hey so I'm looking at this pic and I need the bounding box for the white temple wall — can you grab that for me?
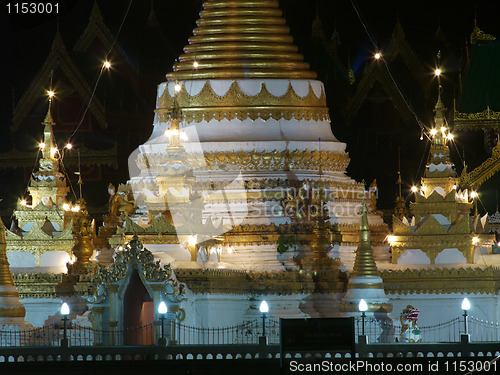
[435,249,467,264]
[7,251,36,268]
[397,249,431,264]
[21,297,64,327]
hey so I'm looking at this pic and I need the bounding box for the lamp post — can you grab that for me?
[158,301,167,346]
[358,299,368,345]
[259,300,269,346]
[461,298,471,343]
[61,302,70,348]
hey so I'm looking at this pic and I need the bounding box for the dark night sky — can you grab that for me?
[2,0,500,216]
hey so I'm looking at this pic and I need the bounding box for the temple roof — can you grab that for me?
[344,21,428,124]
[73,1,139,90]
[459,40,500,113]
[12,30,106,131]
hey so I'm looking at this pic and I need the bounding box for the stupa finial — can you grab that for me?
[351,185,380,278]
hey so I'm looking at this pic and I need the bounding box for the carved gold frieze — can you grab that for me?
[92,235,172,286]
[381,267,500,295]
[13,273,64,298]
[174,268,319,295]
[459,144,500,189]
[155,81,328,123]
[203,149,349,172]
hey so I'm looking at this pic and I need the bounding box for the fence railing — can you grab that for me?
[1,315,499,347]
[173,318,280,345]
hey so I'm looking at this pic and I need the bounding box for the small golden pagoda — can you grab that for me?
[340,195,391,315]
[6,99,75,270]
[389,90,494,264]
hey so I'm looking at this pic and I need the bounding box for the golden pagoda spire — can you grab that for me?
[0,216,27,322]
[351,190,380,278]
[167,0,316,80]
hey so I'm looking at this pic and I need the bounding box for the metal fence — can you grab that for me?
[173,318,280,345]
[355,315,500,344]
[1,315,499,347]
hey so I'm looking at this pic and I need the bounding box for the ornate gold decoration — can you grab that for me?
[156,81,328,123]
[203,149,349,172]
[167,0,316,81]
[382,267,500,295]
[459,143,500,189]
[470,20,496,45]
[174,268,319,295]
[12,273,63,299]
[108,183,136,218]
[92,235,172,286]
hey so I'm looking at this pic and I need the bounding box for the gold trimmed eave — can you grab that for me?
[174,268,318,295]
[454,108,500,131]
[137,149,349,173]
[13,273,64,299]
[382,266,500,295]
[156,81,328,123]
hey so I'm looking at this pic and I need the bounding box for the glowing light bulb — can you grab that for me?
[193,61,199,68]
[48,90,55,98]
[411,186,418,193]
[441,127,446,133]
[260,300,269,313]
[50,147,58,156]
[63,203,70,211]
[472,237,479,245]
[447,133,454,140]
[470,191,478,199]
[227,246,234,254]
[104,61,111,69]
[430,129,437,136]
[20,199,27,206]
[158,301,167,314]
[65,143,72,150]
[387,235,397,243]
[39,142,46,149]
[174,83,181,93]
[71,205,80,212]
[421,186,427,192]
[435,68,441,76]
[452,185,457,190]
[61,302,70,315]
[188,235,197,246]
[374,52,381,60]
[359,299,368,312]
[462,298,471,311]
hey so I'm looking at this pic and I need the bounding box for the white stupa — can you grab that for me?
[128,0,387,272]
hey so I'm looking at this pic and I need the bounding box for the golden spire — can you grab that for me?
[167,0,316,80]
[351,192,380,278]
[41,95,57,161]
